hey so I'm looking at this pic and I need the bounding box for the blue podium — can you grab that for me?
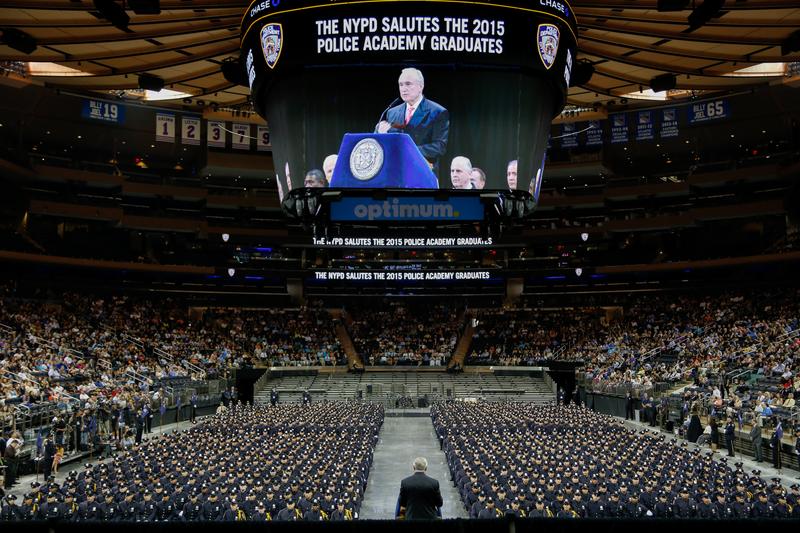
[329,133,439,188]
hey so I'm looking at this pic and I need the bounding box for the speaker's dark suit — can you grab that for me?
[378,97,449,174]
[398,471,443,520]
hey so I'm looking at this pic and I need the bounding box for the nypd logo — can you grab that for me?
[537,24,560,70]
[261,23,283,70]
[349,138,384,181]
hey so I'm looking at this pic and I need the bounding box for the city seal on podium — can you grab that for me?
[349,138,384,181]
[261,23,283,69]
[537,23,560,70]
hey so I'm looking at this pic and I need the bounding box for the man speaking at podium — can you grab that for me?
[375,68,449,176]
[397,457,443,520]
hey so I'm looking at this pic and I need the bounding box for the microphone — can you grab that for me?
[377,97,403,129]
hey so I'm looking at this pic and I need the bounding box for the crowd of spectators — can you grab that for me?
[469,309,601,366]
[348,304,462,366]
[1,402,383,521]
[433,401,798,519]
[0,289,346,474]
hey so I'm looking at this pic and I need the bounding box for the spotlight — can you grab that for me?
[650,73,677,93]
[138,73,164,92]
[781,30,800,56]
[688,0,726,31]
[221,58,248,87]
[570,61,595,87]
[93,0,130,30]
[128,0,161,15]
[0,28,37,54]
[657,0,689,11]
[227,268,235,277]
[221,233,230,242]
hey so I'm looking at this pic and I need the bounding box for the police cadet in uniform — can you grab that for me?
[181,490,204,521]
[751,492,774,518]
[140,491,158,521]
[556,500,579,518]
[329,499,349,521]
[2,494,19,520]
[118,491,139,521]
[203,492,224,521]
[478,497,503,519]
[275,498,303,521]
[251,501,270,521]
[155,491,176,521]
[303,499,328,521]
[696,492,717,519]
[223,500,248,521]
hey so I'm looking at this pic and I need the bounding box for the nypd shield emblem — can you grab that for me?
[349,138,384,181]
[261,23,283,70]
[537,24,560,70]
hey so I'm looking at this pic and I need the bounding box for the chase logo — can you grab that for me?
[249,0,280,19]
[537,24,560,70]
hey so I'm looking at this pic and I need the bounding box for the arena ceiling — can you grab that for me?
[0,0,798,110]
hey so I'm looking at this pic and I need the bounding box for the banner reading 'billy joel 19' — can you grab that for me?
[240,0,577,203]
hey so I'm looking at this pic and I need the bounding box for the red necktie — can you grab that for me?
[405,105,415,125]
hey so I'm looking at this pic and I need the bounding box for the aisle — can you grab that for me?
[360,416,468,519]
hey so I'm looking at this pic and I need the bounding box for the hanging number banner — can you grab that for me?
[156,113,175,143]
[232,123,251,150]
[181,117,201,145]
[207,121,226,148]
[257,126,271,151]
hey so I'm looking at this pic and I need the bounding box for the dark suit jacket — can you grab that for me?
[378,97,449,173]
[398,471,443,520]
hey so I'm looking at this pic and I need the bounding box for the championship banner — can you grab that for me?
[688,99,729,124]
[610,113,628,144]
[181,117,201,145]
[635,111,653,141]
[561,122,579,148]
[660,108,679,138]
[257,126,271,151]
[232,123,251,150]
[155,113,175,143]
[585,120,603,146]
[207,121,226,148]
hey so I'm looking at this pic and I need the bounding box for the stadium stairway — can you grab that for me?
[359,415,468,519]
[447,315,474,369]
[329,308,363,368]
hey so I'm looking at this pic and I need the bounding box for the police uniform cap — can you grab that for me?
[5,495,17,502]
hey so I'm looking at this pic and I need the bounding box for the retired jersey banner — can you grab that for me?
[635,111,654,141]
[561,122,579,148]
[82,99,125,124]
[586,121,603,146]
[660,108,679,138]
[688,99,729,123]
[610,113,628,144]
[155,113,175,143]
[232,123,251,150]
[181,117,201,145]
[257,126,271,151]
[207,121,226,148]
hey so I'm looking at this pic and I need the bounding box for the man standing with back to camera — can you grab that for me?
[375,68,449,175]
[397,457,443,519]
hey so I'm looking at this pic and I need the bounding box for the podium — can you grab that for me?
[329,133,439,188]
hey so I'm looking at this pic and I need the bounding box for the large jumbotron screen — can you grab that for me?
[241,0,577,203]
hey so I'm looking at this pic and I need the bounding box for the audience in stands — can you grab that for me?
[348,304,461,366]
